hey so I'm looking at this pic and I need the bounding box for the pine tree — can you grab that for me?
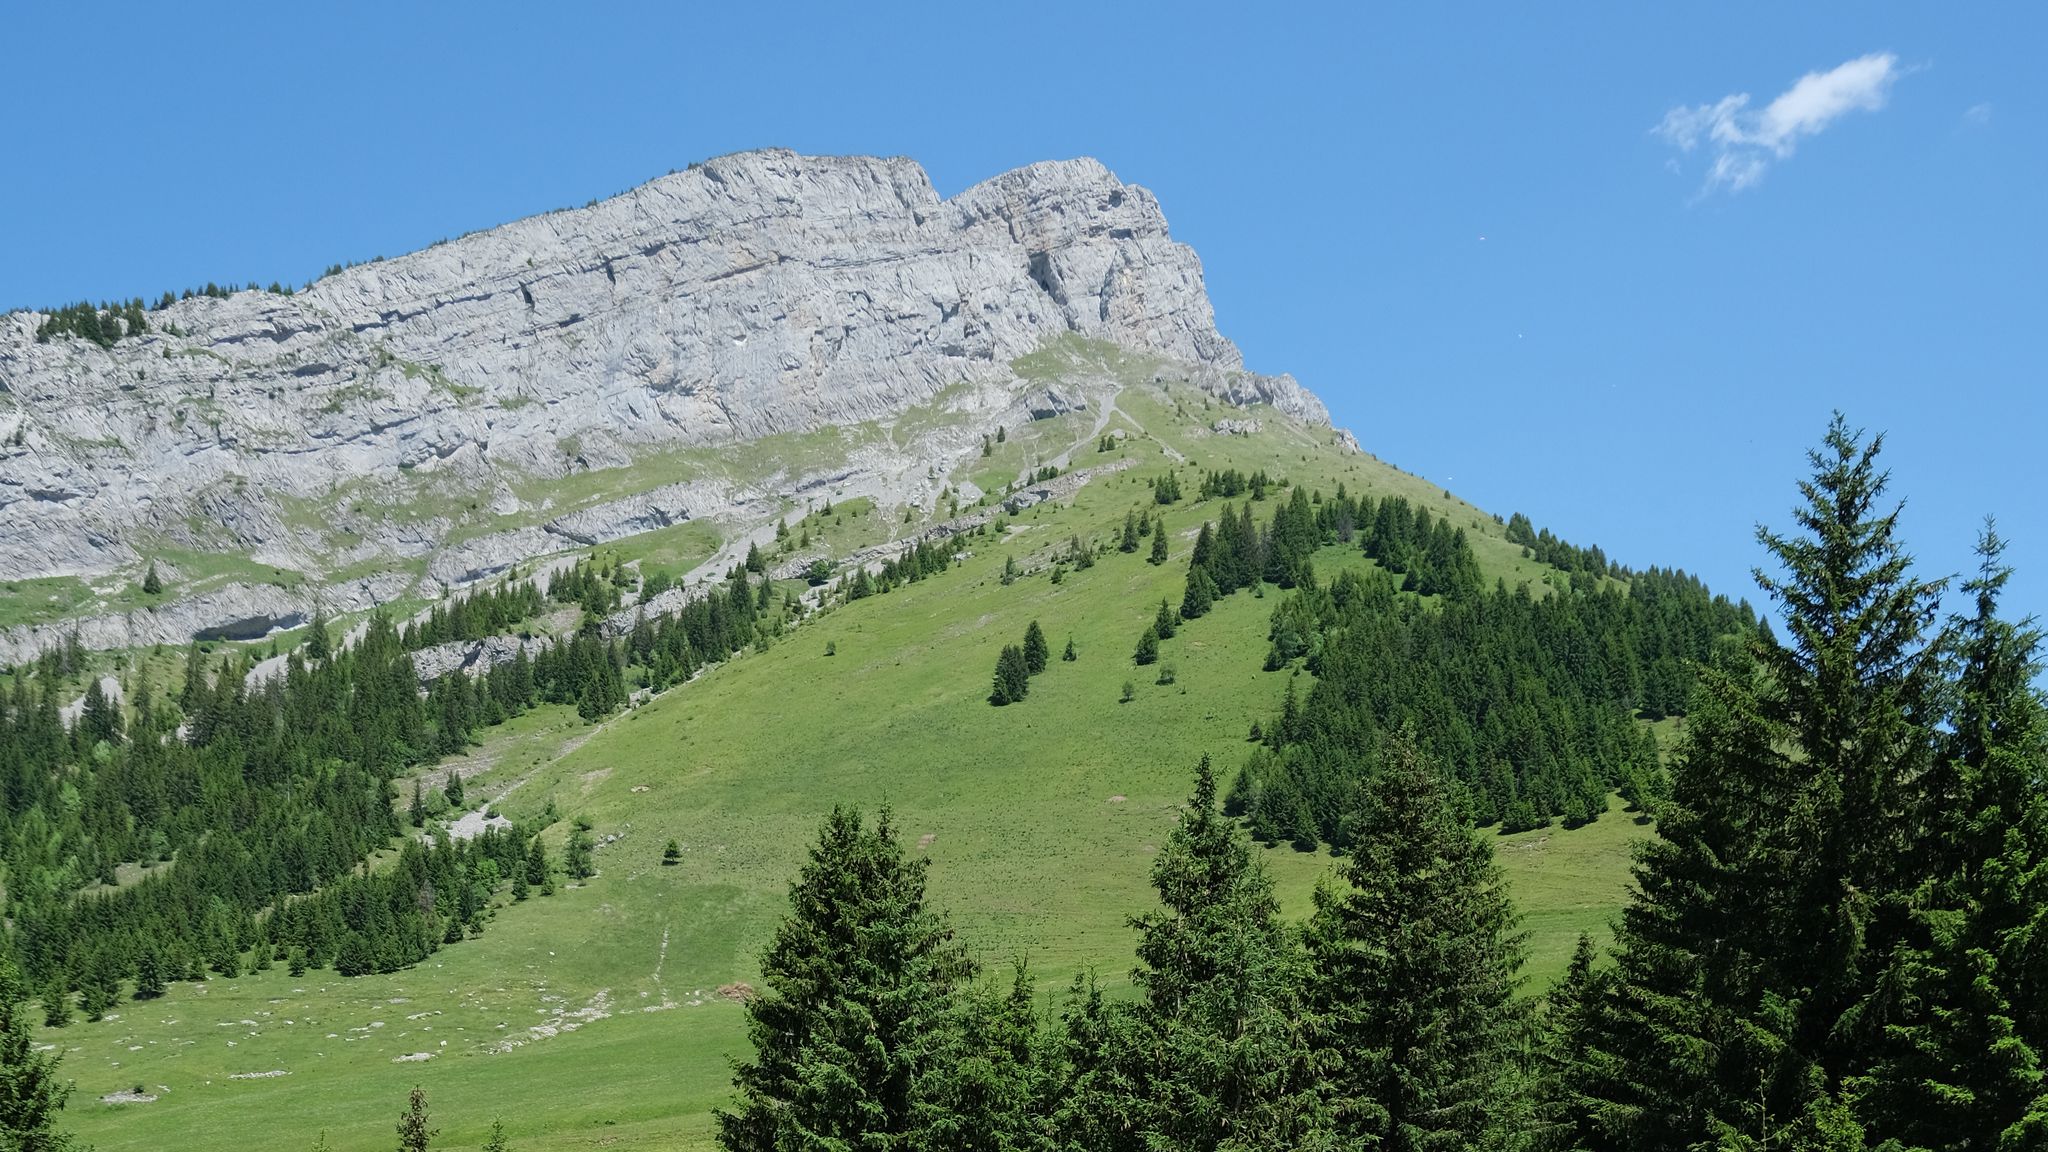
[1154,599,1178,640]
[525,837,550,889]
[443,769,464,809]
[409,778,427,827]
[1305,737,1528,1151]
[1583,415,1947,1151]
[482,1118,512,1152]
[397,1085,435,1152]
[991,644,1031,706]
[1,958,76,1150]
[1150,526,1170,566]
[1134,626,1160,667]
[1063,637,1077,662]
[1023,621,1050,675]
[1181,567,1218,620]
[663,839,682,866]
[141,560,162,595]
[134,944,166,1000]
[38,976,69,1029]
[1847,523,2048,1149]
[716,807,975,1152]
[1125,757,1330,1149]
[1122,511,1141,553]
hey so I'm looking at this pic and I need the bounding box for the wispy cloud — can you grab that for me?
[1963,102,1993,127]
[1656,53,1903,195]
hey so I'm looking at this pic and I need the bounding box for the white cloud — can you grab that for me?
[1963,102,1993,127]
[1656,52,1902,195]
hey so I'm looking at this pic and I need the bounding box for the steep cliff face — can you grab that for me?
[0,149,1337,658]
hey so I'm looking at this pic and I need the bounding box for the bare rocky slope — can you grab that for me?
[0,149,1341,663]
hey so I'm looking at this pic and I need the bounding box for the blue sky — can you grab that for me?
[4,2,2041,624]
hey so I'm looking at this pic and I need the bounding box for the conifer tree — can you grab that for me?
[397,1085,435,1152]
[409,778,427,827]
[716,807,975,1152]
[1,958,75,1150]
[1126,757,1330,1149]
[1063,637,1077,662]
[1150,525,1170,566]
[1154,599,1178,640]
[991,645,1031,706]
[141,560,162,595]
[1134,626,1160,667]
[1023,621,1050,676]
[1304,737,1527,1151]
[1122,511,1141,553]
[1848,523,2048,1149]
[1583,415,1947,1150]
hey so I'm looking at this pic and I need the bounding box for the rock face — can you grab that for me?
[0,149,1338,660]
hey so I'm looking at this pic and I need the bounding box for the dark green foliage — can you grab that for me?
[410,778,428,827]
[1150,525,1170,565]
[133,944,166,1000]
[1180,566,1218,620]
[663,839,681,866]
[991,645,1031,706]
[1506,512,1615,581]
[744,542,765,574]
[1153,471,1183,505]
[716,807,975,1152]
[1023,621,1050,676]
[1120,758,1331,1149]
[1121,511,1141,553]
[399,580,542,650]
[806,558,833,586]
[1845,523,2048,1150]
[1153,598,1178,640]
[1577,415,1991,1151]
[38,976,68,1029]
[565,826,595,880]
[1304,738,1529,1151]
[1062,637,1077,662]
[34,297,148,347]
[443,769,464,809]
[1134,626,1160,666]
[2,958,75,1149]
[481,1118,512,1152]
[397,1085,435,1152]
[141,561,162,595]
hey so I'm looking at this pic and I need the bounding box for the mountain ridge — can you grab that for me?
[0,150,1346,663]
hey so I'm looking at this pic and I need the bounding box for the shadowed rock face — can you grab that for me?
[0,149,1335,658]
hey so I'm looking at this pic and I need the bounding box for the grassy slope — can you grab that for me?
[49,368,1650,1152]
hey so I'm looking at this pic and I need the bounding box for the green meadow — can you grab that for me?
[44,371,1652,1151]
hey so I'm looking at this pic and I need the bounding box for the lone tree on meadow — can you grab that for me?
[1149,523,1170,565]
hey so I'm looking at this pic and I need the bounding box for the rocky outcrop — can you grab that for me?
[0,149,1340,657]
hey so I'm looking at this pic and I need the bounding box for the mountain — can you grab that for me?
[0,150,1338,664]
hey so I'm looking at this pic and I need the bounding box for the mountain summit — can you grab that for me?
[0,150,1337,660]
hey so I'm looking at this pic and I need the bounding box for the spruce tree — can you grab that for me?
[1023,620,1050,676]
[1062,637,1077,662]
[1,958,76,1150]
[1126,757,1330,1150]
[1154,599,1178,640]
[1304,737,1527,1151]
[716,806,975,1152]
[991,645,1031,706]
[397,1085,435,1152]
[1150,526,1170,566]
[1848,523,2048,1149]
[1134,626,1160,667]
[141,560,162,595]
[1122,511,1141,553]
[1583,415,1947,1151]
